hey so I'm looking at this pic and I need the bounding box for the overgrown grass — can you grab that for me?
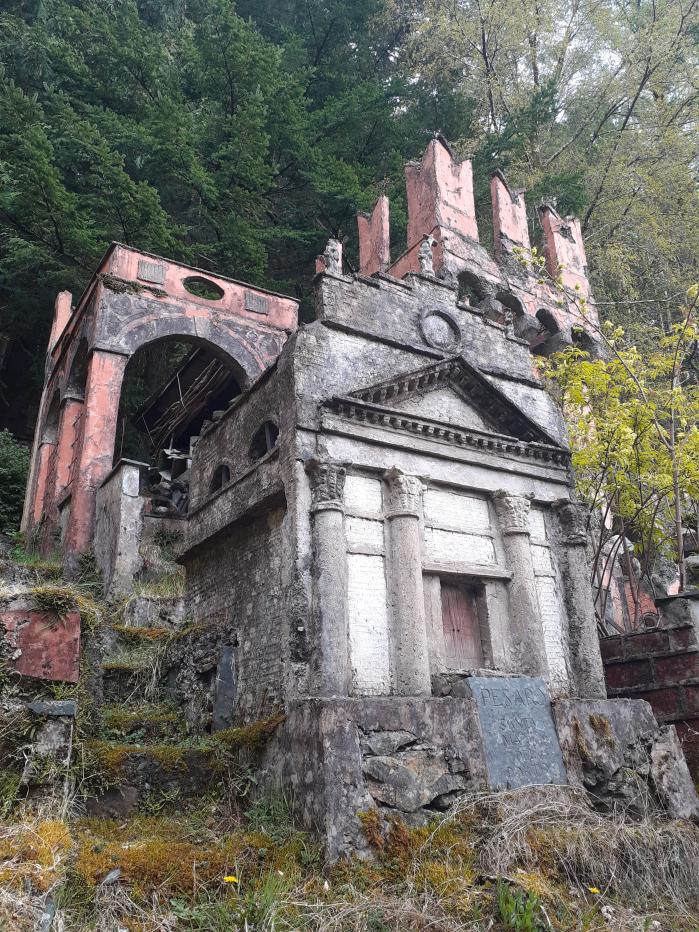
[30,584,102,632]
[1,788,697,930]
[132,568,186,599]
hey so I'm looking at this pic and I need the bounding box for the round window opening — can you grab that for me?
[420,309,462,352]
[183,276,225,301]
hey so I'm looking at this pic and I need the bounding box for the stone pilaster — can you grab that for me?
[555,500,606,698]
[493,491,549,678]
[384,467,431,696]
[306,459,350,696]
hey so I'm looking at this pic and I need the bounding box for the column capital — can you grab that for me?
[555,499,589,546]
[493,490,532,535]
[383,467,423,518]
[305,458,346,513]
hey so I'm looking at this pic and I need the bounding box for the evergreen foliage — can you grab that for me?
[0,0,697,432]
[0,429,29,533]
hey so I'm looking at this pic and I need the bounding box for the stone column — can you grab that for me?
[30,441,55,526]
[40,395,84,549]
[493,491,549,678]
[64,349,128,566]
[306,459,351,696]
[384,467,431,696]
[555,500,606,698]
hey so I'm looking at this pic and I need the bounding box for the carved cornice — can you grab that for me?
[305,458,346,512]
[493,491,532,534]
[384,466,423,518]
[326,397,569,467]
[555,499,589,546]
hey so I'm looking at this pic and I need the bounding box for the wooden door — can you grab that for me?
[441,583,483,670]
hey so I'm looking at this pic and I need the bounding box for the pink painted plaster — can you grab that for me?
[491,172,530,256]
[358,196,390,276]
[1,609,80,682]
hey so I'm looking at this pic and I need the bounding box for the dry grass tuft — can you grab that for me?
[449,788,699,913]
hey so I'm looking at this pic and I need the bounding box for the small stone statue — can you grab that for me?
[323,238,343,276]
[418,235,436,275]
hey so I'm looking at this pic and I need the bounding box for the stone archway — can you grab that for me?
[22,243,298,564]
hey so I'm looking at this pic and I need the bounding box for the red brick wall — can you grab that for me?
[601,624,699,778]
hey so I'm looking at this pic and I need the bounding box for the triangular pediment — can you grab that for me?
[337,357,563,448]
[390,384,495,433]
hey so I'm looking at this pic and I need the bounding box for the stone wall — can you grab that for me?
[182,504,288,724]
[93,460,147,597]
[601,620,699,777]
[188,366,282,513]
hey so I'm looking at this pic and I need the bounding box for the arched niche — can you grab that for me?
[66,338,89,400]
[114,335,243,468]
[42,391,61,444]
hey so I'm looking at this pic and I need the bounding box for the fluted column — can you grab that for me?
[306,459,350,696]
[384,467,431,696]
[493,491,549,678]
[555,500,606,698]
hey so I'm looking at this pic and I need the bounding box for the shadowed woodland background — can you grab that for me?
[0,0,697,437]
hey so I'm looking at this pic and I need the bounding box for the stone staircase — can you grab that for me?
[87,595,222,818]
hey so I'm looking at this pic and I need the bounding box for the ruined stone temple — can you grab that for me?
[14,138,699,853]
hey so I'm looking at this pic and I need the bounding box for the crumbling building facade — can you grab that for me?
[18,138,699,854]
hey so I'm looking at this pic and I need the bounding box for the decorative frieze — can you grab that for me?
[493,491,532,535]
[305,459,346,512]
[383,467,424,518]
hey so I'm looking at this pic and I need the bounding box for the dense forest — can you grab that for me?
[0,0,697,436]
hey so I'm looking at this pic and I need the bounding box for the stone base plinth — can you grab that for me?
[259,692,699,859]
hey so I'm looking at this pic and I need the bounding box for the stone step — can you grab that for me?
[101,660,155,704]
[101,703,186,743]
[84,741,219,818]
[102,623,172,656]
[121,595,186,629]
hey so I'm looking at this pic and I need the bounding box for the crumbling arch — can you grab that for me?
[115,334,243,466]
[66,337,89,399]
[536,308,560,335]
[108,315,265,389]
[42,391,61,444]
[495,291,525,318]
[457,270,489,306]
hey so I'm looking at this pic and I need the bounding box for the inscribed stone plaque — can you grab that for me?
[468,675,567,789]
[244,290,270,314]
[137,259,165,285]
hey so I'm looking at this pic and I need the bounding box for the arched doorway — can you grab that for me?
[114,337,243,517]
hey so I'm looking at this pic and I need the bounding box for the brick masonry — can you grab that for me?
[601,623,699,777]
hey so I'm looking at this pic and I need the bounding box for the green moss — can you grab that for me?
[588,713,615,747]
[110,624,171,641]
[30,584,102,632]
[102,705,183,742]
[101,660,146,672]
[86,740,194,774]
[210,712,285,753]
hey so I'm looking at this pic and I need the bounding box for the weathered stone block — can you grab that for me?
[0,608,80,682]
[553,698,699,819]
[654,652,699,686]
[600,636,623,662]
[604,659,653,690]
[635,687,684,717]
[624,630,669,657]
